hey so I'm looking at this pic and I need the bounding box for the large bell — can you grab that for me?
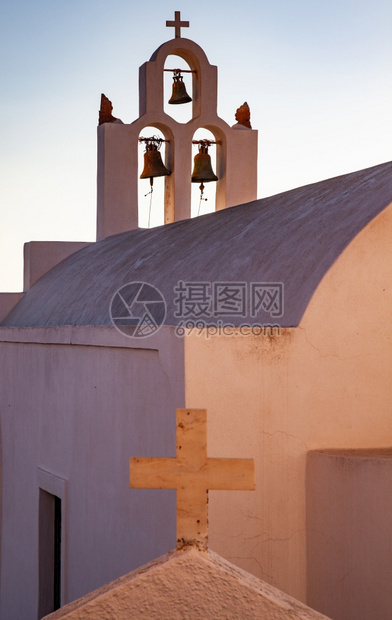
[191,144,218,184]
[140,143,171,181]
[168,73,192,105]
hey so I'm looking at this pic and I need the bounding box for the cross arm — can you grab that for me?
[130,457,179,489]
[204,458,255,490]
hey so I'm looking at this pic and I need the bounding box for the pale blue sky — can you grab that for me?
[1,1,391,290]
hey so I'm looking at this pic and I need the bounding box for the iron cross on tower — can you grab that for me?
[166,10,189,38]
[130,409,255,550]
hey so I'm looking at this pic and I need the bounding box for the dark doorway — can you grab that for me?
[38,490,61,618]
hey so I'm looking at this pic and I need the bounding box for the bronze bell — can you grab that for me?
[140,143,171,182]
[191,144,218,184]
[168,72,192,105]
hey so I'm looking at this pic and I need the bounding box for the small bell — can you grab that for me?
[191,143,218,184]
[139,137,171,228]
[140,142,171,185]
[191,141,218,209]
[168,70,192,105]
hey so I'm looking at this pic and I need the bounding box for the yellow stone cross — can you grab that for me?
[130,408,255,550]
[166,11,189,39]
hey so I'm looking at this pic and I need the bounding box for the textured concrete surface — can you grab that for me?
[3,161,392,327]
[43,548,331,619]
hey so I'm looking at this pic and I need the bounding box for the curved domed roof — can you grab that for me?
[3,161,392,328]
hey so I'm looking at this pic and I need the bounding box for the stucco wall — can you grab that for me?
[184,203,392,603]
[0,326,184,619]
[307,449,392,620]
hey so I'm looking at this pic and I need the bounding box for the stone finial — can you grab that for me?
[98,93,122,125]
[234,102,252,128]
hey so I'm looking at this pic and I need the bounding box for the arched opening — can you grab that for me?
[191,128,218,218]
[138,126,170,228]
[164,55,193,124]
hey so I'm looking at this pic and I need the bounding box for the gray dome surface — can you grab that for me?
[3,161,392,328]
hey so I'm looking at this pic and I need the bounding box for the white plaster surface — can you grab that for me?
[307,449,392,620]
[43,548,331,619]
[0,326,184,618]
[0,292,24,321]
[23,241,92,291]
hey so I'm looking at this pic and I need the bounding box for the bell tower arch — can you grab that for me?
[97,12,258,240]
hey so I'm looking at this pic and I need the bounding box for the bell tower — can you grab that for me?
[96,11,258,240]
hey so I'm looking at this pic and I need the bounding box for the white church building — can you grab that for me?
[1,12,392,620]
